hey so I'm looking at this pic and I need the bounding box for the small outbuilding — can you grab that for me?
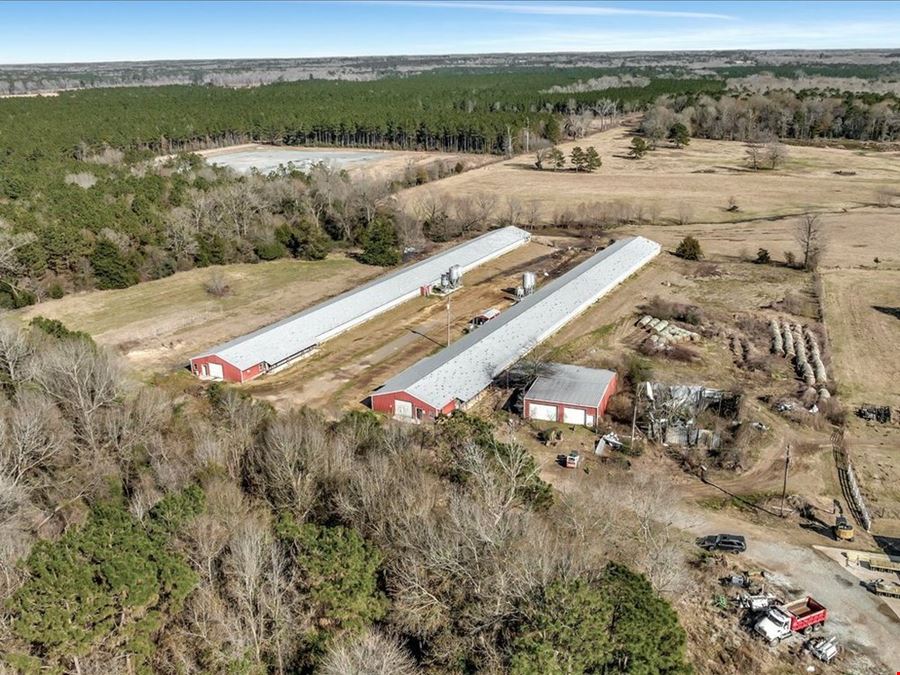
[523,363,617,429]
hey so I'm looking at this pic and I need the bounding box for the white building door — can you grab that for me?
[563,407,586,426]
[529,403,557,422]
[394,400,413,418]
[208,362,224,380]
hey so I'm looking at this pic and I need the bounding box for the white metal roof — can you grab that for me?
[524,363,616,408]
[193,226,531,370]
[375,236,660,410]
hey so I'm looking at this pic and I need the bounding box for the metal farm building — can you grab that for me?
[370,236,660,420]
[190,226,531,382]
[523,364,617,429]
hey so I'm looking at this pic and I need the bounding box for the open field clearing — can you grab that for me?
[396,125,900,225]
[625,207,900,269]
[16,256,385,371]
[193,143,496,177]
[821,269,900,407]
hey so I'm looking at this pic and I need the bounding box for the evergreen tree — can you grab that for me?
[276,517,387,656]
[90,238,139,289]
[629,136,650,159]
[359,218,401,267]
[8,490,202,670]
[669,122,691,148]
[570,146,586,172]
[547,147,566,170]
[510,564,689,674]
[675,235,703,260]
[584,146,602,172]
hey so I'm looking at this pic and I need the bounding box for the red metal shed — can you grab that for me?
[523,364,617,429]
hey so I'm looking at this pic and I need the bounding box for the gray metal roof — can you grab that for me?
[374,236,660,410]
[524,364,616,408]
[193,226,531,370]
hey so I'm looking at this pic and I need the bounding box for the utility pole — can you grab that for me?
[446,295,451,347]
[780,444,791,518]
[630,383,642,450]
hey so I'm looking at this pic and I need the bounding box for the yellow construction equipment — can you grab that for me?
[832,500,855,542]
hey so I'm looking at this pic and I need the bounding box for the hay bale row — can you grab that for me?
[770,319,784,355]
[782,321,795,356]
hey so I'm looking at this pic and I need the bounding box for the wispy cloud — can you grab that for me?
[370,1,735,20]
[410,20,900,54]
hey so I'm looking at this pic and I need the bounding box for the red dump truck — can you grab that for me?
[754,596,827,644]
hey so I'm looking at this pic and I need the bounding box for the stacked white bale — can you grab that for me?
[782,321,795,357]
[802,362,816,386]
[818,387,831,402]
[638,315,653,328]
[771,319,784,355]
[804,328,828,383]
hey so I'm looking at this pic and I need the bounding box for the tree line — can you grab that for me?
[642,90,900,143]
[0,320,690,672]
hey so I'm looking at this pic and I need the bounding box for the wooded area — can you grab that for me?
[0,68,897,307]
[0,321,689,673]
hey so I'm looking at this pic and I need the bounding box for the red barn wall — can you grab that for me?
[598,373,618,416]
[370,391,456,420]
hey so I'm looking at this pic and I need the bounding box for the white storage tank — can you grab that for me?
[449,264,462,287]
[523,271,536,295]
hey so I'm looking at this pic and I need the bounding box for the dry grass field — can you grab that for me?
[821,269,900,408]
[16,256,385,372]
[397,125,900,226]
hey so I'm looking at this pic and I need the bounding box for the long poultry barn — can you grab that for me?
[190,226,531,382]
[370,236,660,420]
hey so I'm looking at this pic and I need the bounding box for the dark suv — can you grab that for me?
[696,534,747,553]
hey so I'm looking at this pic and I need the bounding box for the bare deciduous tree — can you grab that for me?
[0,321,33,388]
[795,213,826,271]
[765,141,788,169]
[322,629,418,675]
[29,340,124,456]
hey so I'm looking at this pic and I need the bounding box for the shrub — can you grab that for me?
[675,236,702,261]
[755,248,771,264]
[48,282,65,299]
[784,250,797,267]
[204,270,231,297]
[254,239,288,261]
[625,355,654,388]
[30,316,93,342]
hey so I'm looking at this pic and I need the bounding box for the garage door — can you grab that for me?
[563,407,586,426]
[394,400,413,418]
[208,362,224,380]
[529,403,557,422]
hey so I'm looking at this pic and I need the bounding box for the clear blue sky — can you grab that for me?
[1,1,898,65]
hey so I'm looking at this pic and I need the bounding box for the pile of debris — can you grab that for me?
[769,319,831,406]
[637,315,700,348]
[856,404,893,424]
[641,383,740,450]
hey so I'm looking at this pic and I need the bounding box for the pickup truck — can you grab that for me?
[754,596,827,645]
